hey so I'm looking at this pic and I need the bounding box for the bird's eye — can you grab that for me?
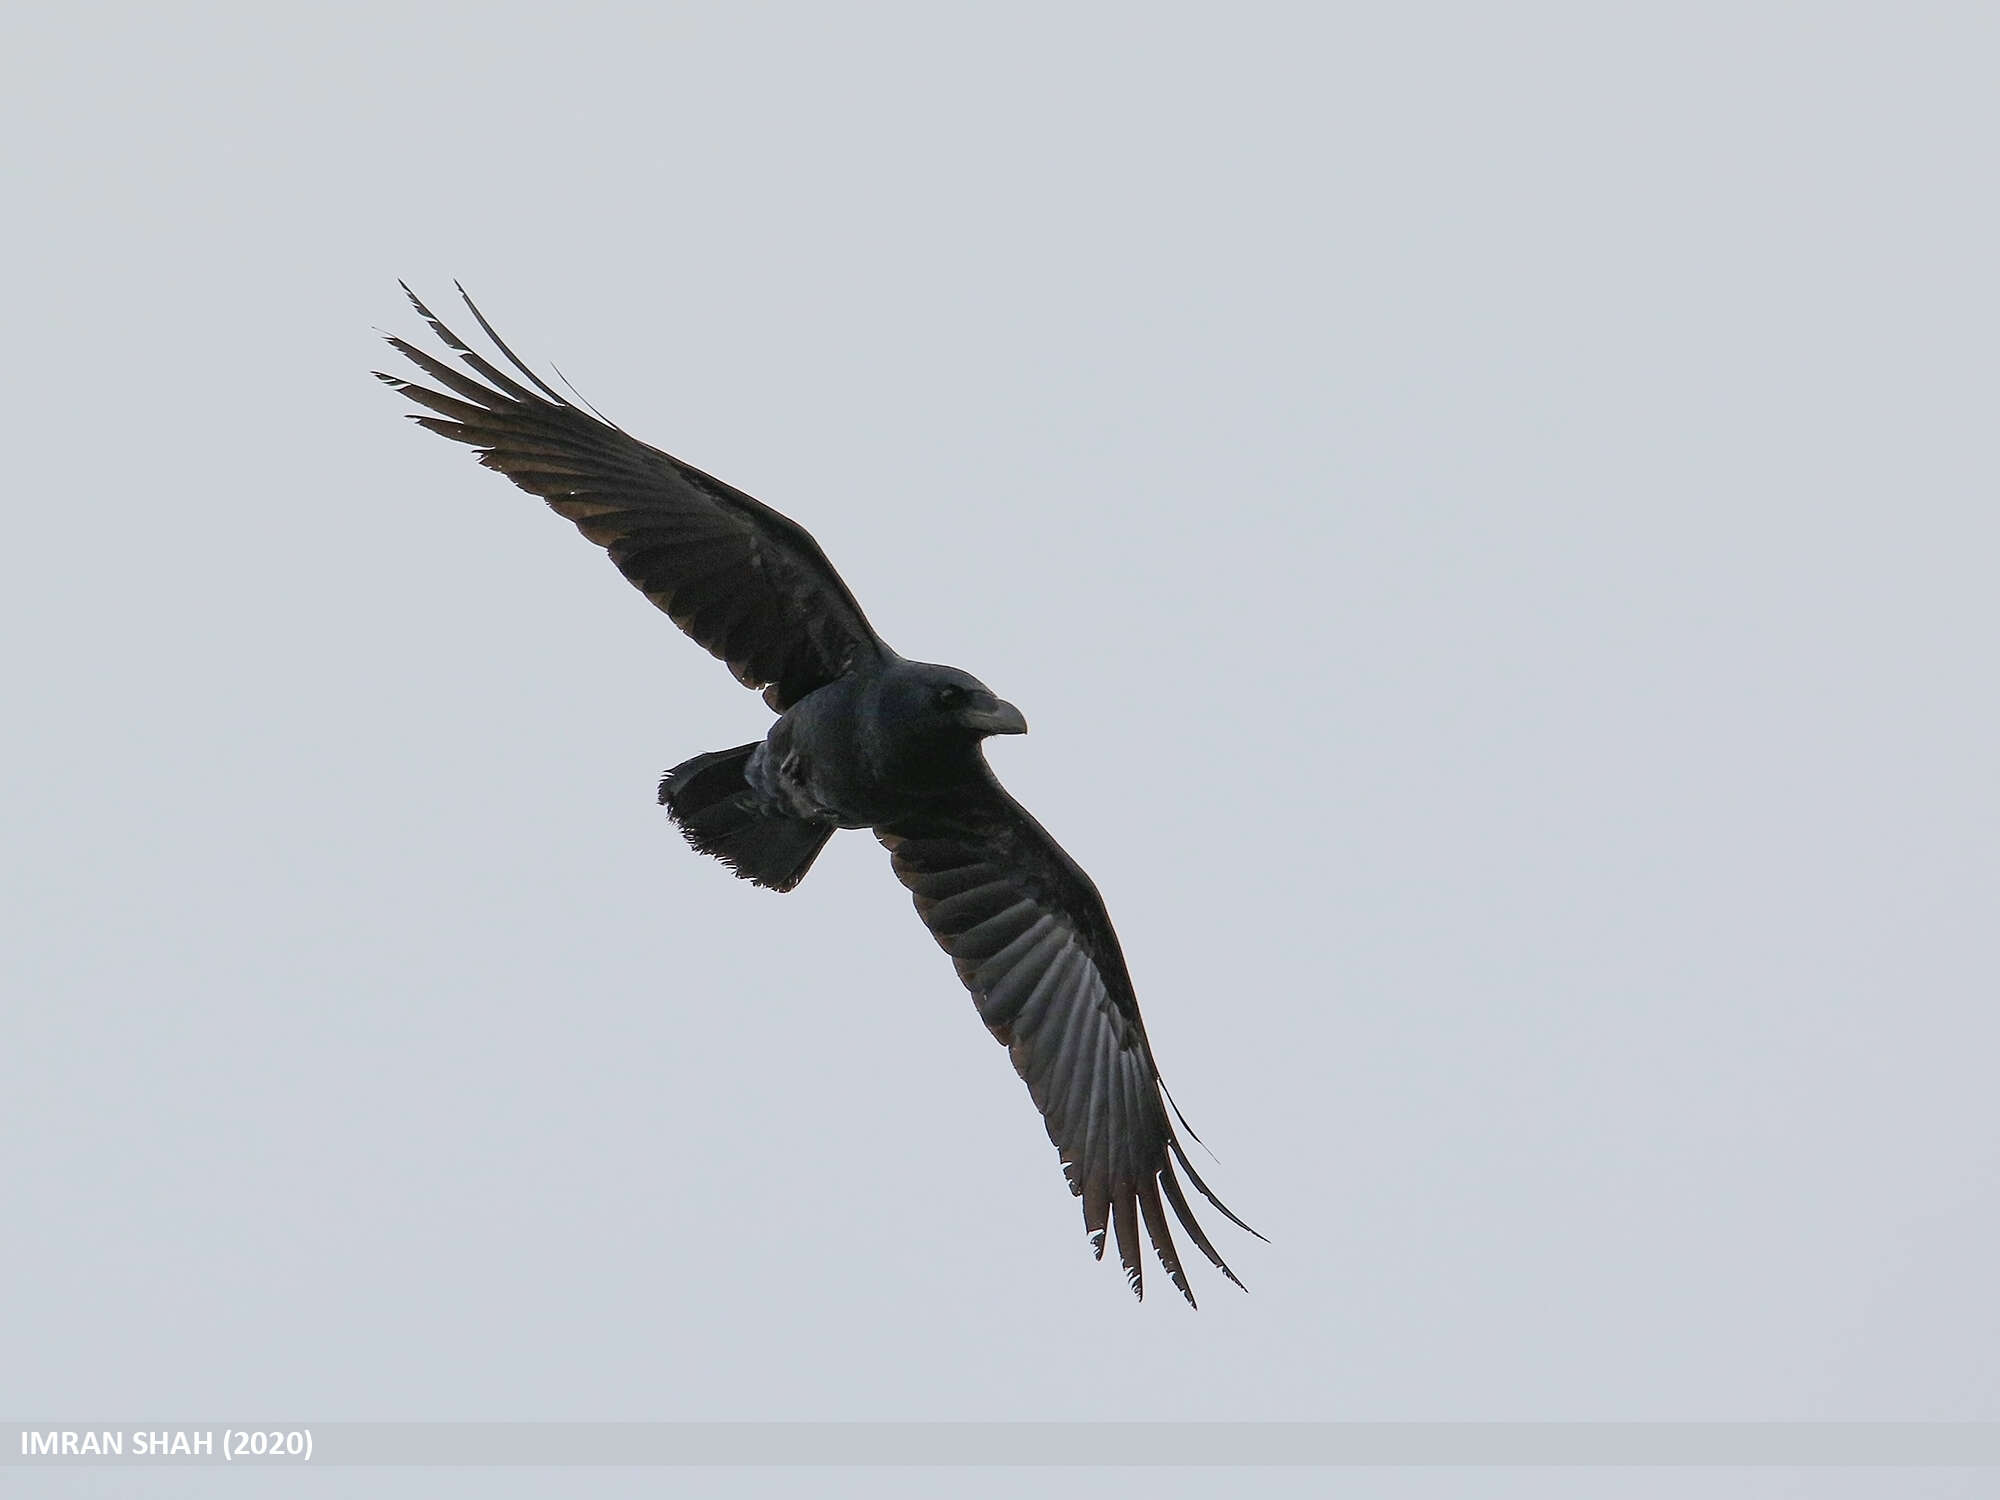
[935,686,966,709]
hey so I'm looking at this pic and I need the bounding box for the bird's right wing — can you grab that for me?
[877,772,1258,1306]
[377,286,888,710]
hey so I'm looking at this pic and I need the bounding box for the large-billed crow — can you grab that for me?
[378,286,1258,1304]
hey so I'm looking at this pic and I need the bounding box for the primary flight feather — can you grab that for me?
[377,285,1259,1304]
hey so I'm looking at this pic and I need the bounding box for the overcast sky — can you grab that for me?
[4,5,1996,1497]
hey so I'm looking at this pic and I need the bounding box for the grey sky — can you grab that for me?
[3,4,1996,1496]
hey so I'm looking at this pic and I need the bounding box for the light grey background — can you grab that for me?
[3,1,1996,1495]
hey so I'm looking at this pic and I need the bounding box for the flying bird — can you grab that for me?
[377,286,1258,1304]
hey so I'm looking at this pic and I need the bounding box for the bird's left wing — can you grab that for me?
[377,286,887,710]
[877,774,1257,1305]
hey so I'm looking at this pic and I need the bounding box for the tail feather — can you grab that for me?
[659,744,834,892]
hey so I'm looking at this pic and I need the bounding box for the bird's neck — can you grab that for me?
[870,732,990,802]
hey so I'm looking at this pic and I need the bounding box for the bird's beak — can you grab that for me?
[960,698,1028,736]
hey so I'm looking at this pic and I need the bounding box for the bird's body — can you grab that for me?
[379,286,1258,1304]
[749,658,1027,831]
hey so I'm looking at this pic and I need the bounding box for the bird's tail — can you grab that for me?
[658,744,835,893]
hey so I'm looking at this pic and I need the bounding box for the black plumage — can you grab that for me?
[378,286,1259,1304]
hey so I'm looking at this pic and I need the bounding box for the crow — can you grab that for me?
[377,286,1259,1304]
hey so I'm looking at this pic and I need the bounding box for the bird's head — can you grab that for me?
[883,661,1029,744]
